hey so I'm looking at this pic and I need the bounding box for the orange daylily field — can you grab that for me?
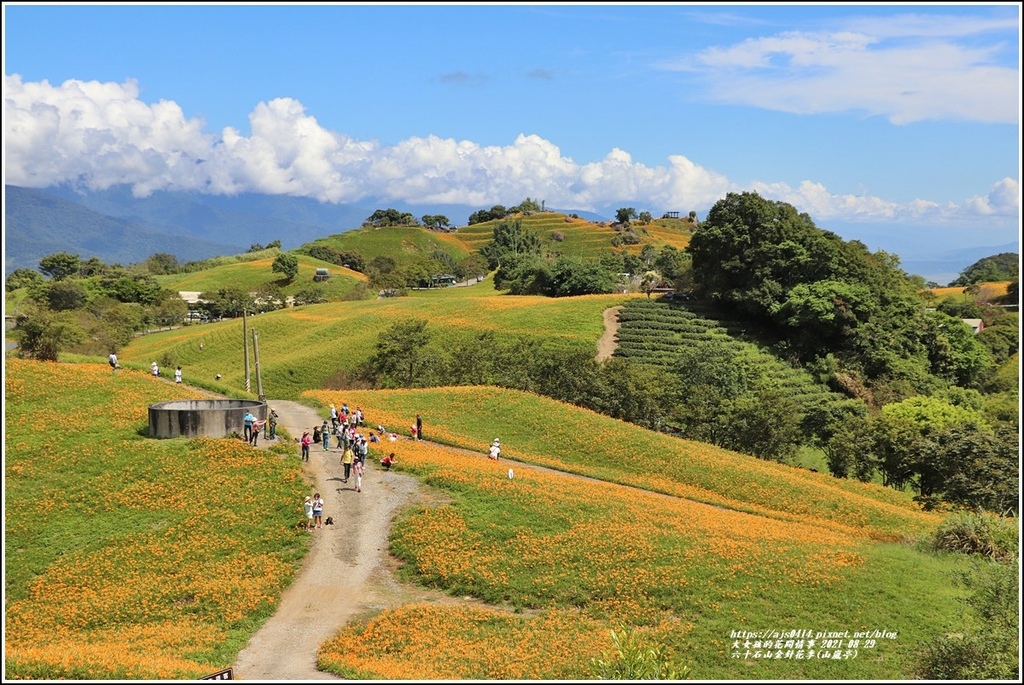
[5,360,968,680]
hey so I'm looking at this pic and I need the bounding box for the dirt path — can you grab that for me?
[233,401,425,680]
[230,396,723,679]
[595,305,621,362]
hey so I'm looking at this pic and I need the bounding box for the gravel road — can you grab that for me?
[232,400,423,680]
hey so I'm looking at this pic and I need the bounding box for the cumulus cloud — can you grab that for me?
[3,74,1018,230]
[658,13,1019,124]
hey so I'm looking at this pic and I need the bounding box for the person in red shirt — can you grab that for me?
[300,430,312,462]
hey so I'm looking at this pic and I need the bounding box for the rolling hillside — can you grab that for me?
[155,250,367,299]
[4,360,970,680]
[120,281,638,398]
[299,225,472,265]
[296,211,694,270]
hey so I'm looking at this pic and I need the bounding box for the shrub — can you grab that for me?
[590,627,689,680]
[928,510,1018,560]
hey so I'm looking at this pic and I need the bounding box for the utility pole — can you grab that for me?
[242,307,251,393]
[253,329,265,401]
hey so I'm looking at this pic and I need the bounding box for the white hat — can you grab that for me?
[493,438,500,444]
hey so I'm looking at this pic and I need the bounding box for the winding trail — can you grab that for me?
[233,401,423,680]
[229,306,651,679]
[595,305,621,362]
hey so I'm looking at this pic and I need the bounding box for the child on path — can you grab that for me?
[303,496,314,531]
[353,459,363,493]
[311,493,324,529]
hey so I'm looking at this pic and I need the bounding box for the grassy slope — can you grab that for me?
[4,360,309,678]
[304,385,961,680]
[300,225,472,264]
[4,360,967,681]
[156,251,367,299]
[120,279,641,398]
[928,281,1012,303]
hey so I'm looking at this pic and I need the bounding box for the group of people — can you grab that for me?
[303,493,325,530]
[108,354,183,385]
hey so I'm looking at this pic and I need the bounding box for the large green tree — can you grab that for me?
[480,219,542,270]
[366,319,433,388]
[38,252,81,281]
[272,253,300,281]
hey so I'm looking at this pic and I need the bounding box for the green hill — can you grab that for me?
[298,225,472,266]
[156,249,367,299]
[4,359,977,680]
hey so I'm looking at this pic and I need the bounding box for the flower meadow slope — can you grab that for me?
[308,393,964,680]
[306,386,941,542]
[4,360,309,680]
[4,361,965,680]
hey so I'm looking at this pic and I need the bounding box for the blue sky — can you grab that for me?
[3,2,1020,278]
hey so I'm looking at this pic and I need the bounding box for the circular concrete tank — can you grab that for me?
[148,399,267,439]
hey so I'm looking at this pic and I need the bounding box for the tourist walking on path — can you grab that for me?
[108,352,118,373]
[341,445,355,483]
[322,421,331,451]
[488,439,501,460]
[415,414,423,442]
[300,430,311,461]
[174,366,182,384]
[151,361,160,377]
[311,493,324,529]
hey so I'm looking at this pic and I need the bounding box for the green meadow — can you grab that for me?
[5,242,1011,679]
[120,280,639,398]
[156,251,366,299]
[3,359,972,679]
[300,224,472,264]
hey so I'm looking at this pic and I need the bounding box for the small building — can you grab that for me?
[314,268,330,282]
[431,273,458,287]
[962,318,984,335]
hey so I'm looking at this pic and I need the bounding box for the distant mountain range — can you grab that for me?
[2,184,1014,286]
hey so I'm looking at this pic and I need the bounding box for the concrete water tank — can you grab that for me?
[148,399,267,439]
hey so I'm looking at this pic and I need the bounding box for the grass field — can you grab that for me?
[156,251,367,299]
[118,282,640,399]
[4,359,969,680]
[928,281,1012,303]
[304,387,964,680]
[300,225,473,265]
[4,360,310,679]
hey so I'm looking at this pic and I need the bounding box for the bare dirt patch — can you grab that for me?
[595,305,622,362]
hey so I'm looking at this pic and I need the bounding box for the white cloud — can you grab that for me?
[658,14,1019,124]
[3,75,1018,231]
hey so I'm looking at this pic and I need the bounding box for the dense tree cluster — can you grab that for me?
[9,252,190,360]
[949,252,1019,287]
[687,192,999,399]
[363,208,418,228]
[358,319,675,431]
